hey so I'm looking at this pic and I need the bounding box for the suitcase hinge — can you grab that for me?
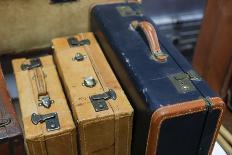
[21,58,42,70]
[38,95,54,108]
[90,89,117,112]
[0,118,11,128]
[31,113,60,131]
[67,37,90,47]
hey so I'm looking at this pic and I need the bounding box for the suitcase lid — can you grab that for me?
[91,3,217,110]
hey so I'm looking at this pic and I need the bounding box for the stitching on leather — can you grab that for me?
[146,98,224,155]
[82,122,88,154]
[207,106,224,155]
[70,130,74,155]
[126,115,132,155]
[146,100,206,155]
[80,33,118,154]
[24,62,45,155]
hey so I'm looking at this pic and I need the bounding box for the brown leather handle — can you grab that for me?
[33,67,47,97]
[131,21,168,62]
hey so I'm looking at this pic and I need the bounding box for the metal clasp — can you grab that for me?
[67,37,90,47]
[90,89,117,112]
[38,95,54,108]
[0,118,11,128]
[31,113,60,131]
[169,72,196,94]
[21,58,42,71]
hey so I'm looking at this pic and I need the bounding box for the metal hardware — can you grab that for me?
[0,118,11,128]
[83,76,97,88]
[169,72,196,93]
[31,113,60,131]
[187,70,202,81]
[90,89,117,112]
[203,97,214,110]
[67,37,90,47]
[38,95,54,108]
[21,58,42,70]
[152,50,168,63]
[117,6,143,17]
[50,0,76,4]
[73,53,85,61]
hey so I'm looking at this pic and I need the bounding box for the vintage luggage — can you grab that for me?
[52,32,133,155]
[193,0,232,99]
[91,3,225,155]
[0,65,25,155]
[12,55,77,155]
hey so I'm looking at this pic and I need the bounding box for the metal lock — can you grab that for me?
[90,89,117,112]
[31,113,60,131]
[38,95,54,108]
[73,53,85,61]
[67,37,90,47]
[169,72,196,94]
[83,76,97,88]
[21,58,42,70]
[0,118,11,128]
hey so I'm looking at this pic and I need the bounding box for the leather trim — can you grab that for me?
[207,97,225,155]
[145,97,225,155]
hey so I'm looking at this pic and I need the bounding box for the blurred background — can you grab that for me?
[143,0,206,62]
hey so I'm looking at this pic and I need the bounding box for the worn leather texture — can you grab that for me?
[0,65,25,155]
[0,0,135,54]
[91,3,225,155]
[52,32,133,155]
[193,0,232,99]
[12,56,77,155]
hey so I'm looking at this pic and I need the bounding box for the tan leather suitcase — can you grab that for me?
[52,32,133,155]
[12,55,77,155]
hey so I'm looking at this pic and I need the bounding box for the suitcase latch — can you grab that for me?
[38,95,54,108]
[67,37,90,47]
[90,89,117,112]
[21,58,42,70]
[169,72,196,93]
[0,118,11,128]
[31,113,60,131]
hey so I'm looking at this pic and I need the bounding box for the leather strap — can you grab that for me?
[131,21,168,62]
[33,67,47,97]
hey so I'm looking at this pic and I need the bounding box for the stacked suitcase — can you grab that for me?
[0,65,25,155]
[52,33,133,155]
[91,2,224,155]
[0,1,225,155]
[12,56,77,155]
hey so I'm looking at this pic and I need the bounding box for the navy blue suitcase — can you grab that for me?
[91,3,225,155]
